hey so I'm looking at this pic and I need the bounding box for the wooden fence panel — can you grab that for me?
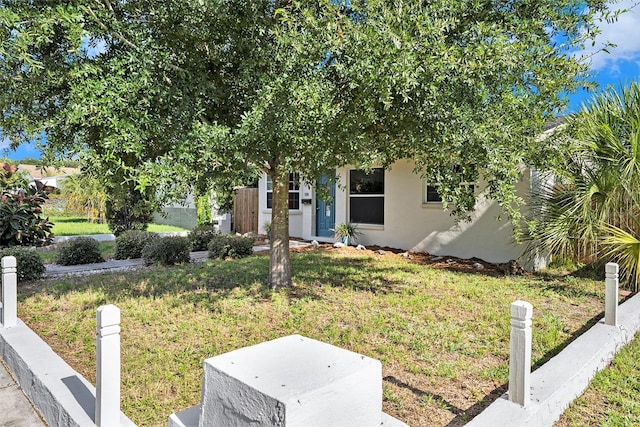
[233,188,258,234]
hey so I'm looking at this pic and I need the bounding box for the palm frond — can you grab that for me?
[601,222,640,291]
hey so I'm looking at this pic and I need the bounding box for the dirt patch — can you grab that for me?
[290,243,526,277]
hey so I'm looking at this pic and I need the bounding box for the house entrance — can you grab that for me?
[315,174,336,238]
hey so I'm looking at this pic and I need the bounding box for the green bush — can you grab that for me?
[55,237,105,266]
[189,223,219,251]
[0,190,54,247]
[0,162,54,247]
[142,236,191,266]
[115,230,157,260]
[0,247,45,282]
[207,234,254,259]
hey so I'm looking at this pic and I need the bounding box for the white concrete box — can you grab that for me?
[200,334,382,427]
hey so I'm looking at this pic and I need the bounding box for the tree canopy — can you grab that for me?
[1,0,613,287]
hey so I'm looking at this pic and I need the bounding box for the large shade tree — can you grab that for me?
[1,0,612,287]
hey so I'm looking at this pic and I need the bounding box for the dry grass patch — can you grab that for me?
[18,247,607,426]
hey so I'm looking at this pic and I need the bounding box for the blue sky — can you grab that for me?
[3,1,640,161]
[567,0,640,111]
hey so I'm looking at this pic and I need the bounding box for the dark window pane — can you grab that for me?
[350,169,384,194]
[266,192,273,209]
[289,173,300,191]
[426,185,441,202]
[350,197,384,224]
[288,192,300,210]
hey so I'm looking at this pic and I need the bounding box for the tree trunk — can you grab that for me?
[268,169,292,288]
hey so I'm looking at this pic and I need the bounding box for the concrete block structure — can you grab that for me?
[170,335,407,426]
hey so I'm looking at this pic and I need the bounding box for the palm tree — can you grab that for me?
[526,81,640,289]
[61,173,107,223]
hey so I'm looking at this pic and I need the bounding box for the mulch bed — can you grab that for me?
[288,241,527,277]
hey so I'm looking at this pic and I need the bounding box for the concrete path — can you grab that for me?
[44,251,210,277]
[0,360,46,426]
[44,240,312,277]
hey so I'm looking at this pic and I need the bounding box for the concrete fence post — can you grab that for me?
[508,300,533,407]
[96,305,121,426]
[605,262,619,327]
[1,256,18,328]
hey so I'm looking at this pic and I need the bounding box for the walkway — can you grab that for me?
[44,240,311,277]
[0,360,46,426]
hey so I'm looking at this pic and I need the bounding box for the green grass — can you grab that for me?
[556,334,640,426]
[50,216,187,236]
[17,249,608,427]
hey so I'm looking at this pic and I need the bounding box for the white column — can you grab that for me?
[96,305,121,426]
[605,262,619,327]
[1,256,17,328]
[508,300,533,407]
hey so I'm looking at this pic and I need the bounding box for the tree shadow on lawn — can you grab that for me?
[18,250,610,426]
[396,309,604,426]
[383,374,508,427]
[20,251,411,305]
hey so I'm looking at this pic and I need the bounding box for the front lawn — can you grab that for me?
[49,216,187,236]
[18,248,608,426]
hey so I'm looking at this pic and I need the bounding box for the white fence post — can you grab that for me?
[605,262,619,327]
[1,256,18,328]
[508,300,533,406]
[96,305,121,426]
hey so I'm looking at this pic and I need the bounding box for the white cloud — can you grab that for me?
[578,1,640,72]
[0,137,10,151]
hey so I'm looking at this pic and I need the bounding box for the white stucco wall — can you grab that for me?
[257,176,312,238]
[257,160,530,264]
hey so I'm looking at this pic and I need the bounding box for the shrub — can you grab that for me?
[0,190,54,247]
[189,223,219,251]
[142,236,191,266]
[208,235,254,259]
[115,230,157,260]
[55,237,104,266]
[0,247,45,282]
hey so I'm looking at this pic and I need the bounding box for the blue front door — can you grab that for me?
[315,174,336,238]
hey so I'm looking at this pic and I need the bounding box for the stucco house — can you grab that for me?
[18,164,78,189]
[257,159,545,267]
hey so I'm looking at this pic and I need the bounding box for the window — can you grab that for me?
[349,168,384,225]
[425,184,443,203]
[266,173,300,210]
[424,166,474,204]
[424,184,475,203]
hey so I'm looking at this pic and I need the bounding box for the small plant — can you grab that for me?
[142,236,191,266]
[55,237,105,266]
[188,223,219,251]
[208,234,254,259]
[0,247,45,282]
[263,220,272,239]
[115,230,157,260]
[334,222,361,245]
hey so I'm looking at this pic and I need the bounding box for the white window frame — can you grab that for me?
[266,173,301,210]
[349,168,385,225]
